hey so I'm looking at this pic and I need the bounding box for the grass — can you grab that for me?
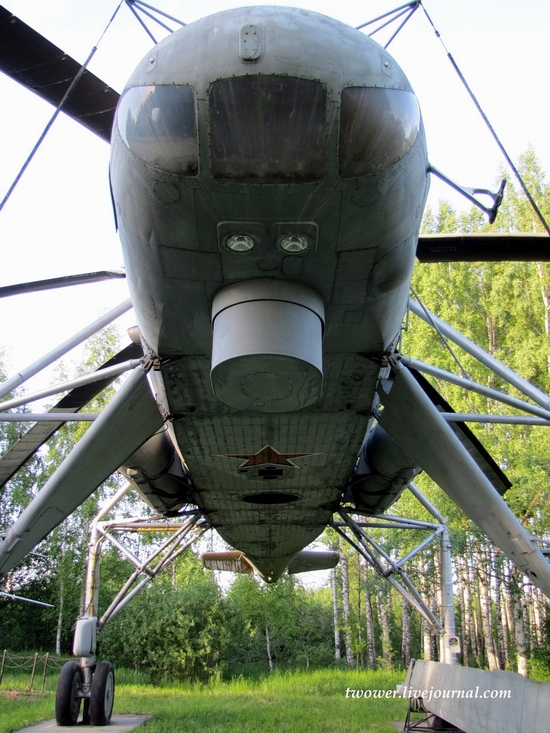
[0,668,409,732]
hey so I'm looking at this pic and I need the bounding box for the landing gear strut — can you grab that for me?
[55,484,207,725]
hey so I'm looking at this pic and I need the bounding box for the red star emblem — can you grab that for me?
[223,444,315,469]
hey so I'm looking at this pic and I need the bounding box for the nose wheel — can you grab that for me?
[55,662,82,726]
[90,661,115,726]
[55,660,115,726]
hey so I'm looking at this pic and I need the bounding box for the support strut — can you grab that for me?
[58,485,208,726]
[333,482,457,658]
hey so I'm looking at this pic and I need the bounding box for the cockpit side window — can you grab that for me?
[339,87,420,178]
[117,85,198,175]
[210,76,326,181]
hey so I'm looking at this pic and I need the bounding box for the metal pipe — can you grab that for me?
[356,0,418,30]
[99,567,143,626]
[99,527,205,628]
[329,522,383,573]
[408,298,550,409]
[154,529,207,573]
[333,521,439,530]
[372,513,442,529]
[442,413,550,425]
[400,355,550,421]
[395,526,445,568]
[132,0,186,26]
[339,510,398,573]
[94,483,132,523]
[387,576,443,630]
[100,530,149,572]
[0,591,54,608]
[100,574,152,626]
[0,413,98,422]
[407,482,445,523]
[83,526,103,618]
[0,360,141,412]
[380,360,550,597]
[334,513,445,633]
[0,298,132,400]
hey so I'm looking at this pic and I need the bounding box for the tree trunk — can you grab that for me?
[340,551,354,667]
[536,262,550,337]
[55,572,64,656]
[531,588,543,648]
[510,574,528,677]
[459,555,470,668]
[419,557,434,661]
[401,595,411,669]
[378,586,392,665]
[498,581,510,670]
[265,624,274,674]
[331,567,341,661]
[356,556,363,669]
[364,565,377,669]
[478,550,500,670]
[301,641,309,670]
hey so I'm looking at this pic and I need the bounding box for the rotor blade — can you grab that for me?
[417,232,550,262]
[0,270,126,298]
[378,362,550,598]
[0,366,164,574]
[0,343,142,490]
[0,7,119,142]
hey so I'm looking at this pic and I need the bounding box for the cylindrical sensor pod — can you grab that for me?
[211,279,325,412]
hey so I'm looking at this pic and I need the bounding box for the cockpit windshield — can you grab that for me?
[210,76,326,181]
[339,87,420,177]
[117,85,198,175]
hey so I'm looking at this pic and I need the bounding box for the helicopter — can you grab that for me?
[1,1,550,727]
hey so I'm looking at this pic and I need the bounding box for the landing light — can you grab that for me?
[279,235,309,253]
[225,234,256,252]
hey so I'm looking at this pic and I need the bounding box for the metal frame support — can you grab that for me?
[400,355,550,421]
[73,484,208,707]
[403,708,464,733]
[124,0,185,44]
[332,483,458,660]
[0,359,141,413]
[428,165,506,224]
[408,297,550,410]
[0,298,133,400]
[356,0,420,49]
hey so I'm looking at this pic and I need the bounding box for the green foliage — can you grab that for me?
[224,574,334,673]
[99,551,229,682]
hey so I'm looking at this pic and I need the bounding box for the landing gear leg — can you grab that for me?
[55,486,206,725]
[55,661,82,726]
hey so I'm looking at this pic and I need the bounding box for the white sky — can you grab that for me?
[0,0,549,393]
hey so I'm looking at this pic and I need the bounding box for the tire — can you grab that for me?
[90,660,115,726]
[55,661,82,726]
